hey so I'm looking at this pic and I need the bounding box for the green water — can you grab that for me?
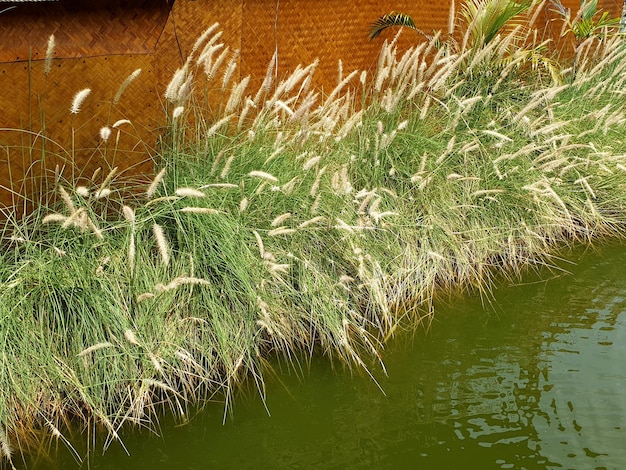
[24,244,626,469]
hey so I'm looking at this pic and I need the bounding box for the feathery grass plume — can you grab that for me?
[42,213,67,224]
[94,188,112,199]
[482,129,512,142]
[471,189,505,198]
[123,204,135,223]
[274,100,295,116]
[222,49,240,91]
[112,119,131,128]
[237,98,255,130]
[136,292,154,302]
[204,45,230,80]
[44,34,55,76]
[514,84,569,121]
[172,106,185,119]
[179,207,221,214]
[239,197,249,212]
[336,109,364,141]
[78,342,114,357]
[225,76,250,114]
[86,217,104,239]
[248,171,278,183]
[175,187,206,198]
[271,212,292,227]
[99,166,118,192]
[146,167,167,198]
[210,149,227,174]
[335,218,355,233]
[205,114,234,138]
[70,88,91,114]
[310,165,327,197]
[199,182,239,189]
[575,176,596,199]
[124,329,140,346]
[145,195,181,207]
[310,193,321,214]
[157,276,211,293]
[255,50,277,105]
[128,230,136,275]
[152,223,170,265]
[99,126,112,141]
[252,230,265,258]
[268,227,296,237]
[75,186,90,197]
[265,145,284,165]
[198,43,223,72]
[191,22,220,55]
[323,70,359,110]
[0,425,12,461]
[448,0,456,35]
[289,92,318,122]
[58,186,76,214]
[419,95,432,120]
[299,216,326,228]
[337,58,344,84]
[164,62,189,102]
[197,27,224,59]
[303,155,321,171]
[176,72,194,104]
[220,155,236,179]
[113,68,141,105]
[62,209,86,233]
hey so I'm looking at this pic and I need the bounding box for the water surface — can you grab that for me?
[25,243,626,469]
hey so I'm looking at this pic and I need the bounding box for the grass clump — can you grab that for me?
[2,4,626,464]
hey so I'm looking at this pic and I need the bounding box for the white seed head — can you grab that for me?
[179,207,221,214]
[152,223,170,265]
[77,342,114,357]
[113,68,142,105]
[122,205,135,223]
[75,186,90,197]
[70,88,91,114]
[172,106,185,118]
[271,212,291,227]
[99,127,112,141]
[42,214,67,224]
[94,188,112,199]
[175,187,206,198]
[124,329,140,345]
[44,34,55,76]
[303,156,321,171]
[112,119,131,128]
[248,171,278,183]
[146,168,167,198]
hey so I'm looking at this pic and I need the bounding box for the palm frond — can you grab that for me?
[461,0,533,48]
[369,12,417,40]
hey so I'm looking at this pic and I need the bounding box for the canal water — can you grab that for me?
[25,243,626,469]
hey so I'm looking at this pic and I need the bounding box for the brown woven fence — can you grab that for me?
[0,0,622,213]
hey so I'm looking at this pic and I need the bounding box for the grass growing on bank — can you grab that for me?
[2,5,626,465]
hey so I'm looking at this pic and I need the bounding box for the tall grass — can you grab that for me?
[2,10,626,465]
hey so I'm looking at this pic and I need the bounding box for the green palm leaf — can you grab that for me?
[369,12,417,40]
[461,0,533,48]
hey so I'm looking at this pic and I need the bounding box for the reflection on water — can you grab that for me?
[24,244,626,469]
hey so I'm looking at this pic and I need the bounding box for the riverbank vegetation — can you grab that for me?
[2,0,626,465]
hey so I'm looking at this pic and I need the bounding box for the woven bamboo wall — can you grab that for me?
[0,0,623,212]
[239,0,431,92]
[0,0,172,211]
